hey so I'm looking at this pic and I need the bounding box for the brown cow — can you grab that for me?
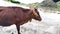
[0,6,42,34]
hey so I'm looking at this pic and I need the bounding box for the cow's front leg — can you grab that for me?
[16,24,20,34]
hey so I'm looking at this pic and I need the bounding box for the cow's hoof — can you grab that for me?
[12,33,13,34]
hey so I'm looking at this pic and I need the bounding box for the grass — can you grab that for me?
[51,8,60,11]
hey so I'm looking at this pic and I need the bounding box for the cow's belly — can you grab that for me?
[0,24,12,26]
[0,23,13,26]
[0,21,13,26]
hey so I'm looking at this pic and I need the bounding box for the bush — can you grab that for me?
[4,0,20,4]
[41,0,57,8]
[56,1,60,7]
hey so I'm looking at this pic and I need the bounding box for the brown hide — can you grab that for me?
[0,6,42,34]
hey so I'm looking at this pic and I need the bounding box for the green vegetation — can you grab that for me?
[4,0,20,4]
[4,0,41,7]
[27,2,39,8]
[51,1,60,11]
[51,8,60,11]
[4,0,60,11]
[40,0,57,8]
[56,1,60,7]
[39,0,60,11]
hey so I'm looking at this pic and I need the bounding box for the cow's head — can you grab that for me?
[30,7,42,21]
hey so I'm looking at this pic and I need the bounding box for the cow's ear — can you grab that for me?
[30,7,38,16]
